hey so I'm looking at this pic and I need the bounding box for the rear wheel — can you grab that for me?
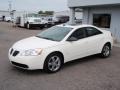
[100,44,111,58]
[44,53,63,73]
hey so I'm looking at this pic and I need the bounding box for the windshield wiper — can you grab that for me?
[36,36,41,38]
[36,36,56,41]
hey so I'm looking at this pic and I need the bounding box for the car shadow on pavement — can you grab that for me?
[63,54,102,69]
[10,67,46,75]
[13,26,46,31]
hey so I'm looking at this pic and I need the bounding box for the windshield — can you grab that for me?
[36,26,72,41]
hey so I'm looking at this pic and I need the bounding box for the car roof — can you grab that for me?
[57,24,96,30]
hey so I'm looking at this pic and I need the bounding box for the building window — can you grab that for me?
[93,14,111,28]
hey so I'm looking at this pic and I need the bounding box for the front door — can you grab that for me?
[63,28,88,62]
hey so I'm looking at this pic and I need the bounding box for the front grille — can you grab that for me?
[10,48,20,57]
[13,51,19,56]
[10,48,13,55]
[11,61,29,69]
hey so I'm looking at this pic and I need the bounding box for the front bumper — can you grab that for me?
[8,52,45,70]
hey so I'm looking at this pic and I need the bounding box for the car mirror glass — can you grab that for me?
[67,37,78,41]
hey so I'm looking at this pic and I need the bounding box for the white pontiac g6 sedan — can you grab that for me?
[8,24,113,73]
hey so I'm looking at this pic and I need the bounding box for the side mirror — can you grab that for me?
[67,37,78,42]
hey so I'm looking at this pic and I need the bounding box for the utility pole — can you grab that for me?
[8,1,12,13]
[8,0,15,22]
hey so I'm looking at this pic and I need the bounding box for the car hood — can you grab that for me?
[12,36,59,50]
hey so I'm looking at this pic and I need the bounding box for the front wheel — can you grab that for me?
[44,53,63,73]
[100,44,111,58]
[44,24,48,28]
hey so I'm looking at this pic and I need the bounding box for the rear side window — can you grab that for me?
[85,27,102,37]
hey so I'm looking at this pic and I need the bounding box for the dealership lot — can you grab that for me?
[0,22,120,90]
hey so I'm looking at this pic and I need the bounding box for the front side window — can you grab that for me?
[68,28,85,40]
[93,14,111,28]
[85,27,102,37]
[36,26,72,41]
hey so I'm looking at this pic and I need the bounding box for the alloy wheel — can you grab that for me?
[48,56,61,72]
[103,45,110,57]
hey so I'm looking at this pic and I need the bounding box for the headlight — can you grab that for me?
[20,48,43,56]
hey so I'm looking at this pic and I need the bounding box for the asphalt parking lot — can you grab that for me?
[0,22,120,90]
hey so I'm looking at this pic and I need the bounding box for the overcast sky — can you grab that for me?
[0,0,68,12]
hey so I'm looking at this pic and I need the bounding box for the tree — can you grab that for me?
[38,11,43,14]
[38,11,54,15]
[44,11,54,15]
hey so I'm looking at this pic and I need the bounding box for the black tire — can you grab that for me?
[44,24,48,28]
[44,53,63,73]
[40,25,44,29]
[100,44,111,58]
[24,23,27,28]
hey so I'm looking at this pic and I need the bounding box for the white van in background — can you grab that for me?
[0,15,2,21]
[15,13,54,29]
[5,17,12,22]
